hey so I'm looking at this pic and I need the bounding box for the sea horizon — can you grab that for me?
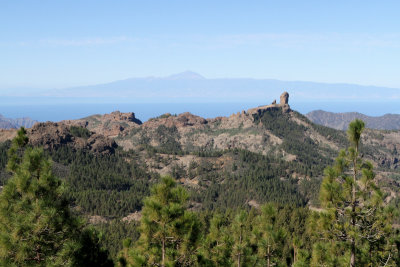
[1,100,399,123]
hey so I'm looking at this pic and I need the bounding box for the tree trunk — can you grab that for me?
[350,240,355,267]
[293,245,296,266]
[350,147,358,267]
[237,228,242,267]
[162,238,165,267]
[267,245,270,267]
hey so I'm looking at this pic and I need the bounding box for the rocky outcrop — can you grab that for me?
[121,211,142,222]
[247,92,291,115]
[279,91,290,112]
[144,112,207,129]
[280,92,289,105]
[103,111,142,125]
[86,135,117,154]
[29,122,73,150]
[63,111,142,138]
[0,129,17,142]
[28,122,117,154]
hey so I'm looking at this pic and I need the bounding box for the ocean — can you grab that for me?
[0,100,399,122]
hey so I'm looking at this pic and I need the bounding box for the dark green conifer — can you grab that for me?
[231,210,252,267]
[251,204,286,267]
[200,213,233,266]
[315,119,395,266]
[0,128,112,266]
[121,176,201,267]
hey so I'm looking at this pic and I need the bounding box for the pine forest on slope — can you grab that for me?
[0,92,399,260]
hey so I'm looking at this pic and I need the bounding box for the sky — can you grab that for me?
[1,0,400,89]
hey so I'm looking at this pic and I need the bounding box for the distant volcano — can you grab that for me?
[165,71,206,80]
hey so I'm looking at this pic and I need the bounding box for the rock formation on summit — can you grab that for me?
[247,91,291,115]
[103,111,142,125]
[280,92,289,105]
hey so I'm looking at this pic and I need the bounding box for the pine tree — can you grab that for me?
[316,119,395,266]
[251,204,286,267]
[231,210,252,267]
[200,213,233,266]
[0,128,112,266]
[6,127,28,172]
[122,176,201,267]
[310,241,348,267]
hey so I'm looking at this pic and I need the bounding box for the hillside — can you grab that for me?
[0,114,37,129]
[306,110,400,130]
[1,92,400,257]
[0,93,398,214]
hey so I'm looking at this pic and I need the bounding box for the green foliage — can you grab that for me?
[6,127,29,173]
[0,117,399,265]
[253,109,335,175]
[193,149,308,211]
[48,146,153,217]
[118,178,314,266]
[74,227,114,267]
[199,213,233,266]
[0,129,112,266]
[347,119,365,147]
[251,204,287,267]
[148,113,177,121]
[97,220,140,259]
[69,126,91,139]
[122,176,202,267]
[310,242,348,267]
[0,140,11,185]
[314,119,396,266]
[155,125,183,155]
[230,210,253,266]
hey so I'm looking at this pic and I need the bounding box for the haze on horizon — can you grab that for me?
[1,0,400,91]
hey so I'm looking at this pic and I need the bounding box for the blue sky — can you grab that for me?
[1,0,400,89]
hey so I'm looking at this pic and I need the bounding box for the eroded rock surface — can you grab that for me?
[28,122,117,154]
[280,91,289,105]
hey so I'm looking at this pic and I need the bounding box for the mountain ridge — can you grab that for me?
[0,114,37,129]
[32,72,400,102]
[306,110,400,130]
[0,93,399,222]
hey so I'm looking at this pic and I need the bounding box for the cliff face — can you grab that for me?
[306,110,400,130]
